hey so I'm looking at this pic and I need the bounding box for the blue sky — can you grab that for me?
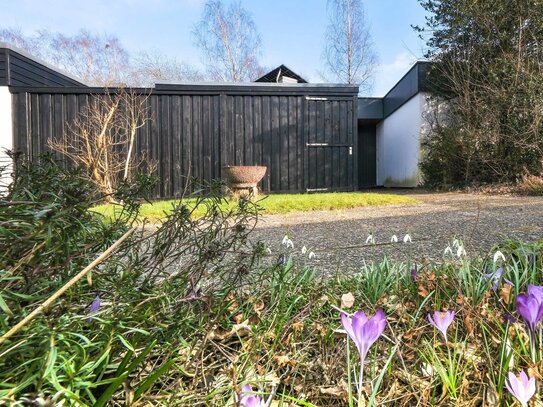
[0,0,428,96]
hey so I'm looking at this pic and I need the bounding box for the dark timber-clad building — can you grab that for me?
[0,42,432,197]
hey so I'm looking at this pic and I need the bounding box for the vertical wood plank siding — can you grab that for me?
[11,87,358,198]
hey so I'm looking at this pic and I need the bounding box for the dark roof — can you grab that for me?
[358,60,432,122]
[0,42,86,87]
[254,64,307,83]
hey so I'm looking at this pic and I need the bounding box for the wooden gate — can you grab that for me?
[304,97,355,192]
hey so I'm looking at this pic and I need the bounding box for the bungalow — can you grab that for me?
[0,42,431,197]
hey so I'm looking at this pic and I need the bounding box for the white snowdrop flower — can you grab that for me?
[493,250,506,263]
[266,247,272,255]
[308,251,316,259]
[444,246,453,256]
[452,239,461,248]
[506,338,515,369]
[286,239,294,249]
[365,233,375,244]
[390,235,398,243]
[301,245,307,254]
[403,234,412,243]
[457,245,466,257]
[421,362,435,378]
[282,235,289,245]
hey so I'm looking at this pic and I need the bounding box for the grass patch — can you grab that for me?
[93,192,418,221]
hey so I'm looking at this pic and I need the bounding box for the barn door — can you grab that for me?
[304,97,354,192]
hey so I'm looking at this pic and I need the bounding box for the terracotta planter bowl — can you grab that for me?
[222,165,267,188]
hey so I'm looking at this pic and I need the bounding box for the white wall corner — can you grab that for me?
[376,93,429,188]
[0,86,13,190]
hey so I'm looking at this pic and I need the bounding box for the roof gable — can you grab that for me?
[254,64,307,83]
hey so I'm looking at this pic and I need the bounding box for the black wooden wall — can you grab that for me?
[10,84,358,198]
[0,46,84,87]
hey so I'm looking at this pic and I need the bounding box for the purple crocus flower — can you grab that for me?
[484,267,503,291]
[505,370,536,407]
[87,294,101,322]
[240,384,265,407]
[341,309,387,364]
[341,309,387,400]
[516,292,543,336]
[528,284,543,302]
[427,310,455,342]
[410,265,418,281]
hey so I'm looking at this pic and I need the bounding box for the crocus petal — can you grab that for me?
[528,284,543,303]
[506,371,536,406]
[410,267,417,281]
[341,313,357,344]
[503,278,515,287]
[351,310,385,360]
[90,295,101,313]
[240,385,264,407]
[242,395,262,407]
[516,294,542,333]
[428,311,455,341]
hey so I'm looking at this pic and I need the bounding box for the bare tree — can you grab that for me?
[48,90,151,199]
[0,27,45,57]
[322,0,377,92]
[131,49,204,86]
[193,0,263,82]
[0,28,130,86]
[1,27,206,87]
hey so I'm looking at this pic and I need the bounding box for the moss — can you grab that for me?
[383,172,421,188]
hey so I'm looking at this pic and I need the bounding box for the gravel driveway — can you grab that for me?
[251,192,543,272]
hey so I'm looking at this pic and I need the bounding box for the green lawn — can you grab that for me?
[92,192,419,221]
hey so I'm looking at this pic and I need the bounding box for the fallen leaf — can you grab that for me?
[273,353,297,368]
[319,379,348,399]
[418,284,429,297]
[226,292,239,313]
[253,299,265,316]
[528,366,542,380]
[292,322,304,331]
[231,320,252,337]
[207,320,252,341]
[313,322,327,336]
[500,283,513,304]
[464,313,474,337]
[341,292,355,309]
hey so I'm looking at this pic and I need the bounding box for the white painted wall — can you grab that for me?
[376,92,430,187]
[0,86,13,189]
